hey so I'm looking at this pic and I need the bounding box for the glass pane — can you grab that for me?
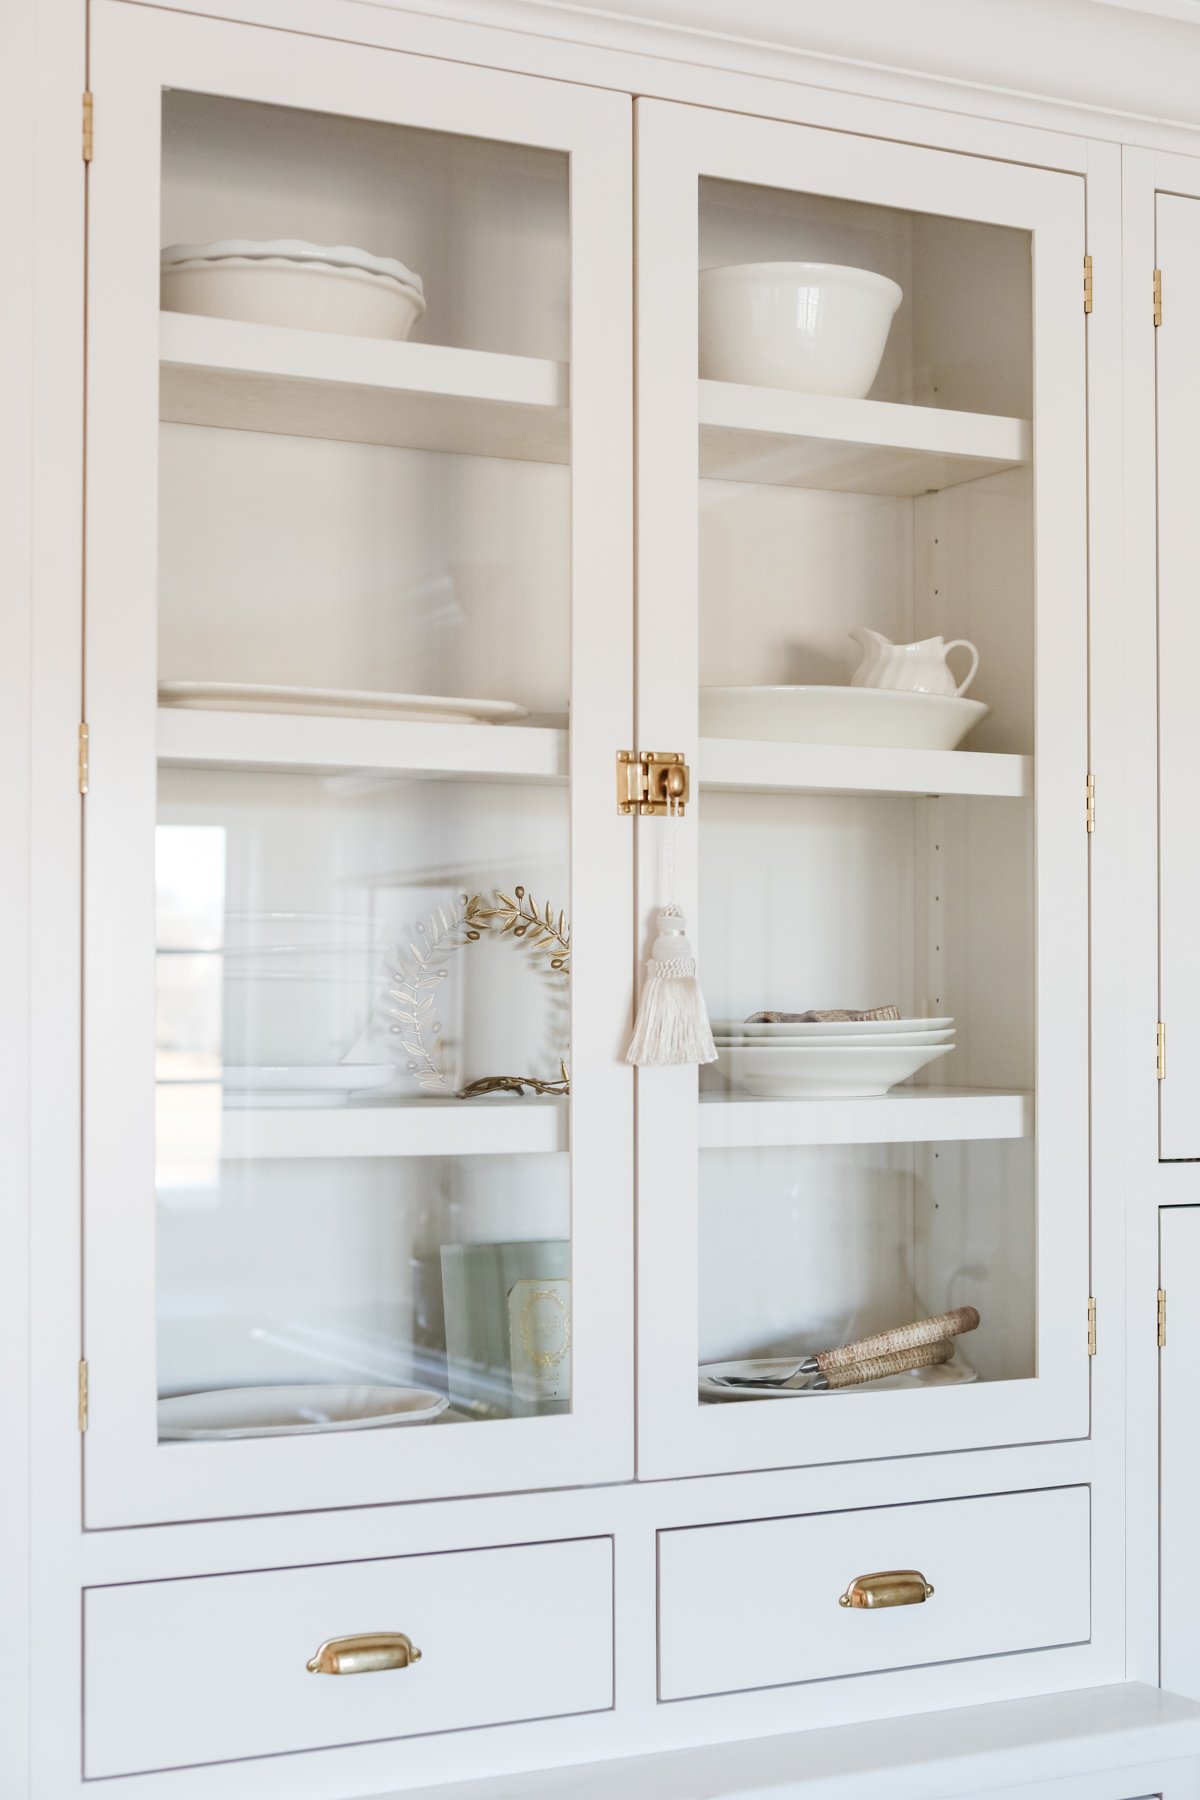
[695,177,1035,1405]
[154,92,573,1441]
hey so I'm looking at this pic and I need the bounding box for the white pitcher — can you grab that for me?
[849,626,979,697]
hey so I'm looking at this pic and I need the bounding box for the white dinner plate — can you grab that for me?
[221,1064,395,1106]
[699,1353,976,1402]
[716,1030,955,1049]
[158,683,529,725]
[714,1017,954,1038]
[158,1383,449,1439]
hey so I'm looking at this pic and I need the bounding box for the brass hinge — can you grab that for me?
[82,91,93,163]
[1158,1020,1167,1081]
[1087,1296,1097,1357]
[617,750,690,817]
[1154,267,1163,327]
[1086,773,1095,834]
[1158,1287,1168,1349]
[78,1359,89,1431]
[1083,254,1093,315]
[78,722,89,795]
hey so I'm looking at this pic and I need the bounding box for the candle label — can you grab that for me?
[508,1278,572,1405]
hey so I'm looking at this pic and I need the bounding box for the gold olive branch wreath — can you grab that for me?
[385,886,570,1097]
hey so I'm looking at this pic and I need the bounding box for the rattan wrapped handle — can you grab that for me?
[822,1340,954,1390]
[817,1306,980,1374]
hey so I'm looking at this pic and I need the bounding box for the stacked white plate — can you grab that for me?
[161,238,426,340]
[713,1016,955,1098]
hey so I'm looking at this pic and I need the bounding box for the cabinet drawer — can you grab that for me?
[658,1487,1089,1700]
[85,1535,613,1777]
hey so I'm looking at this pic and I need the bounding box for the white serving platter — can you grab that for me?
[159,682,529,725]
[699,1352,976,1402]
[158,1383,449,1439]
[699,684,988,750]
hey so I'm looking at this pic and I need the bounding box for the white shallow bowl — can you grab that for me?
[721,1041,954,1098]
[716,1029,955,1049]
[158,1383,447,1439]
[714,1016,953,1038]
[699,1352,976,1402]
[699,261,903,397]
[161,256,425,340]
[700,685,988,750]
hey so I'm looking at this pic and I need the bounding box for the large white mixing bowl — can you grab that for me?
[699,261,903,397]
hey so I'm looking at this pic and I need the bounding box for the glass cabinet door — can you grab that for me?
[634,100,1089,1479]
[83,5,632,1526]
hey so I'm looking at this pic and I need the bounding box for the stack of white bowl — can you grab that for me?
[161,238,426,340]
[713,1015,955,1099]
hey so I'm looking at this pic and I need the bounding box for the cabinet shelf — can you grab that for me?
[157,706,567,784]
[159,312,570,464]
[698,381,1030,496]
[699,738,1030,800]
[158,709,1026,798]
[698,1088,1032,1150]
[213,1096,568,1159]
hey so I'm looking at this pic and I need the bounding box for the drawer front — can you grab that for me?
[658,1487,1089,1700]
[85,1535,613,1777]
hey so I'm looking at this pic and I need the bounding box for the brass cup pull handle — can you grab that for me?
[839,1570,934,1610]
[306,1632,422,1675]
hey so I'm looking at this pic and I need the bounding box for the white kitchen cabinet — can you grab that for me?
[634,96,1088,1479]
[14,0,1197,1795]
[1155,193,1200,1162]
[1161,1207,1200,1703]
[82,1,634,1527]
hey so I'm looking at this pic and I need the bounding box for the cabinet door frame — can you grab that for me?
[634,97,1090,1480]
[83,0,634,1526]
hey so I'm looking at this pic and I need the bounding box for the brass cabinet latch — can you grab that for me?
[82,91,94,163]
[1083,254,1093,315]
[617,750,690,817]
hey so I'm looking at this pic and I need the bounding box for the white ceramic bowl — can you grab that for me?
[699,261,903,397]
[162,253,425,340]
[720,1041,954,1098]
[700,685,988,750]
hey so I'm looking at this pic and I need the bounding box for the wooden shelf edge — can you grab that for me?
[697,1086,1032,1149]
[156,707,568,783]
[205,1095,570,1160]
[699,738,1031,800]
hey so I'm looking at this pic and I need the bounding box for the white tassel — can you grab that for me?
[627,904,717,1067]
